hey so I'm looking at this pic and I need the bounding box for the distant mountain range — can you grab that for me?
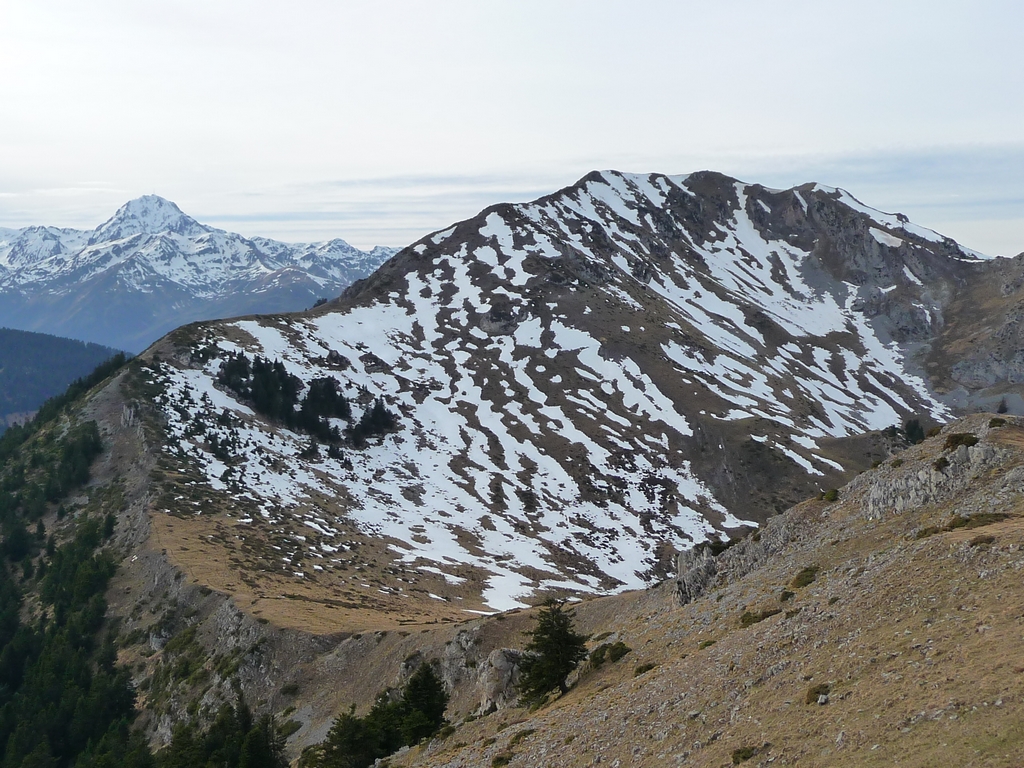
[0,328,120,430]
[0,196,399,352]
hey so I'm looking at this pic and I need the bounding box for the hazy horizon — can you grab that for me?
[2,1,1021,255]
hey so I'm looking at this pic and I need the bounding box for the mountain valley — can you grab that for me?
[0,327,121,430]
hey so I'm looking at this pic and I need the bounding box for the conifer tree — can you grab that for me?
[904,418,925,445]
[517,600,589,702]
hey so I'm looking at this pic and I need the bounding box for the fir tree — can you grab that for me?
[517,600,589,702]
[399,663,447,744]
[904,418,925,445]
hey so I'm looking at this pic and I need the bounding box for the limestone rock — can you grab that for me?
[477,648,524,714]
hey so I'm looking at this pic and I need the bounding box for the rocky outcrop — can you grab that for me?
[439,628,483,694]
[952,353,1024,389]
[677,420,1012,604]
[862,440,1001,518]
[675,516,799,605]
[476,649,524,714]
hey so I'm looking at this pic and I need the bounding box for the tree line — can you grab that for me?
[216,352,397,448]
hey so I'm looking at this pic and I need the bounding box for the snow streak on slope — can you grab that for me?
[151,304,740,610]
[149,169,971,610]
[480,172,951,461]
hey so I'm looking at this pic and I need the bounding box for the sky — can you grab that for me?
[1,0,1022,254]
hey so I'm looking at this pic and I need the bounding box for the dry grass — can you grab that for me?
[147,511,491,632]
[385,415,1024,767]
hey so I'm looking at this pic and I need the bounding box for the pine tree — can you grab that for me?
[904,418,925,445]
[517,600,589,702]
[400,663,447,743]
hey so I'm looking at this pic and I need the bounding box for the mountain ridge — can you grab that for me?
[128,169,1024,619]
[0,195,399,351]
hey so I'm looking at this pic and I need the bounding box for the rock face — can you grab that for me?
[928,252,1024,401]
[675,514,798,605]
[861,437,1002,519]
[476,649,524,714]
[0,196,398,351]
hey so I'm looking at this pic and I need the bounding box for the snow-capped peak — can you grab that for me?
[0,196,399,351]
[90,195,210,244]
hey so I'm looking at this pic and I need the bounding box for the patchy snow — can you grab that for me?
[145,169,974,611]
[870,228,904,248]
[903,265,923,286]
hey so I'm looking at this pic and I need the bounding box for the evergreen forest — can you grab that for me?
[0,329,121,432]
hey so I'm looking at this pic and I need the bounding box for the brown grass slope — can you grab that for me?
[387,414,1024,768]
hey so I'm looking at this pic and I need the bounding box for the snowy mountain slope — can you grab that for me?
[136,170,1013,614]
[0,196,398,351]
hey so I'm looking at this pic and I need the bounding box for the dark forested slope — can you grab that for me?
[0,328,121,430]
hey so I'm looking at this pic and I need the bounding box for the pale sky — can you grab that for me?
[1,0,1022,255]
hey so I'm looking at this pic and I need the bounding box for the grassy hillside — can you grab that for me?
[383,414,1024,767]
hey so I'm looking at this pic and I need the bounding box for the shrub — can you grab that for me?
[904,418,925,444]
[732,746,757,764]
[805,682,830,704]
[280,682,300,696]
[491,753,513,767]
[947,512,1009,530]
[943,433,978,451]
[509,729,535,746]
[891,458,903,467]
[791,566,819,588]
[969,534,995,547]
[280,719,302,738]
[740,608,781,627]
[821,488,839,502]
[589,638,626,671]
[780,590,795,602]
[633,662,657,676]
[989,417,1007,428]
[606,641,631,663]
[698,639,716,649]
[695,538,736,556]
[926,426,942,438]
[932,456,949,471]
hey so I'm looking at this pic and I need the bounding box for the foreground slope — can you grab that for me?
[388,414,1024,767]
[12,358,1022,764]
[0,195,397,351]
[134,170,1018,616]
